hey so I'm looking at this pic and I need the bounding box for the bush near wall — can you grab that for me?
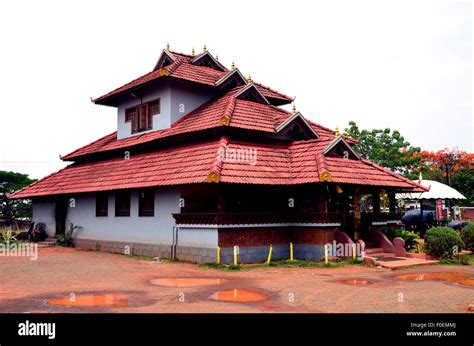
[460,223,474,252]
[424,227,464,258]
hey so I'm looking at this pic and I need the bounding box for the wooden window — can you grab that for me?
[96,192,109,217]
[125,99,158,133]
[148,99,160,129]
[115,190,131,217]
[139,189,155,217]
[126,107,138,133]
[138,104,148,132]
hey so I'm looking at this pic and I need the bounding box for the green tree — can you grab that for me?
[344,121,421,175]
[452,169,474,206]
[0,171,36,220]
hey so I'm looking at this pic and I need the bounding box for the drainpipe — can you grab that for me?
[171,226,179,260]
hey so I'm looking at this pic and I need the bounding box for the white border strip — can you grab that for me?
[176,223,341,229]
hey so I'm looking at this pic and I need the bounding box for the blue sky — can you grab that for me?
[0,0,471,179]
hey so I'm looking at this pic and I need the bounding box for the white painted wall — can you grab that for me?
[67,186,181,244]
[32,199,56,237]
[177,227,218,248]
[31,186,181,244]
[117,81,215,139]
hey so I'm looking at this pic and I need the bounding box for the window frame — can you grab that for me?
[138,188,155,217]
[125,98,160,134]
[115,190,131,217]
[95,192,109,217]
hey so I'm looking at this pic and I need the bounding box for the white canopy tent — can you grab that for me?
[397,179,466,201]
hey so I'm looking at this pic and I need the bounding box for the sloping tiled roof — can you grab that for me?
[63,86,303,161]
[93,50,292,105]
[10,136,425,199]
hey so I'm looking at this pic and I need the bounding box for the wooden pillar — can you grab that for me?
[372,190,381,213]
[388,192,396,213]
[316,189,328,213]
[217,188,225,212]
[353,188,361,240]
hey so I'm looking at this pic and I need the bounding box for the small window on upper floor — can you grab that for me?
[125,99,159,134]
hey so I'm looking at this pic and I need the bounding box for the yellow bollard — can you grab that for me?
[324,244,329,265]
[217,246,221,264]
[290,242,294,262]
[267,244,273,264]
[233,246,238,266]
[352,243,356,260]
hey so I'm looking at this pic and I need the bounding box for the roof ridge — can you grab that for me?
[253,82,293,100]
[222,96,236,126]
[207,136,229,182]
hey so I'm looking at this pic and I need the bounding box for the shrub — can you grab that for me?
[424,227,464,258]
[383,227,420,250]
[0,227,18,243]
[460,223,474,252]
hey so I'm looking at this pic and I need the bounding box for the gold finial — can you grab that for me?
[292,101,296,114]
[335,125,340,136]
[191,48,195,57]
[246,74,252,83]
[203,44,207,52]
[215,54,219,61]
[166,42,170,50]
[231,61,235,70]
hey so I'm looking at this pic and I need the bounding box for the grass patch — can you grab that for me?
[199,258,364,271]
[437,254,473,266]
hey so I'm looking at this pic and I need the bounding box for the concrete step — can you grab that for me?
[365,247,383,254]
[369,252,396,259]
[37,241,56,248]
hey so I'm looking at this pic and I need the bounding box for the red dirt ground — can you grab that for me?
[0,247,473,313]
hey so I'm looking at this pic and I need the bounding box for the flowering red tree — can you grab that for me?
[413,148,473,185]
[411,148,473,206]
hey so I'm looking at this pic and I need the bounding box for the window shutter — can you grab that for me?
[139,104,148,131]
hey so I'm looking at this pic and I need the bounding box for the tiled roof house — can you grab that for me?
[10,47,425,263]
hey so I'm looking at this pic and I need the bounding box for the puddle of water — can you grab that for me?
[150,278,227,287]
[210,289,269,303]
[48,294,129,307]
[394,272,474,287]
[338,279,375,285]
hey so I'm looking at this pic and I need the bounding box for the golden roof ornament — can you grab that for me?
[292,101,296,114]
[166,42,170,50]
[335,125,340,136]
[203,44,207,52]
[215,54,219,61]
[246,74,252,83]
[191,48,195,57]
[231,61,235,70]
[320,171,332,182]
